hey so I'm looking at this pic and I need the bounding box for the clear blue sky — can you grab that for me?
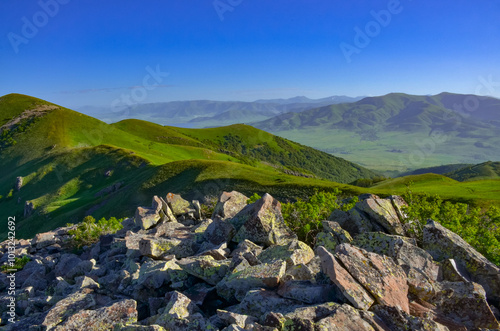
[1,0,499,108]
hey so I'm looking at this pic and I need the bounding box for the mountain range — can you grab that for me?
[0,94,374,240]
[76,95,364,128]
[253,92,500,175]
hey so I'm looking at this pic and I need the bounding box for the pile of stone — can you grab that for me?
[0,191,499,330]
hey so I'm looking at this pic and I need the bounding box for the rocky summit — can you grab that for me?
[1,191,499,330]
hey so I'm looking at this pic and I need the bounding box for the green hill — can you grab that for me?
[445,161,500,181]
[399,163,473,177]
[0,94,377,239]
[254,92,500,174]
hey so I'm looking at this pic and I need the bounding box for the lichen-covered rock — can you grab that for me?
[154,291,214,330]
[118,325,166,331]
[55,254,82,278]
[235,289,303,319]
[314,304,383,330]
[277,280,336,304]
[139,236,195,259]
[159,196,177,222]
[166,193,193,216]
[316,246,374,310]
[178,255,230,285]
[42,288,97,329]
[217,260,286,301]
[135,259,189,289]
[355,198,406,236]
[230,193,297,247]
[371,305,449,331]
[135,206,161,230]
[213,191,249,220]
[430,281,500,329]
[422,219,500,303]
[32,231,57,249]
[54,299,137,330]
[352,232,440,300]
[335,243,409,313]
[217,309,258,329]
[258,240,314,268]
[314,221,353,254]
[204,219,236,245]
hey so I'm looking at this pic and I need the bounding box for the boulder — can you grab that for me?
[277,280,337,304]
[230,193,297,247]
[54,299,137,330]
[42,288,97,329]
[155,291,214,330]
[316,246,374,310]
[177,255,230,285]
[371,305,450,331]
[314,304,385,330]
[335,243,409,313]
[166,193,193,216]
[258,240,314,268]
[217,309,258,329]
[139,236,195,259]
[135,206,161,230]
[423,219,500,303]
[217,260,287,301]
[314,221,353,254]
[213,191,249,220]
[429,281,500,329]
[204,219,236,245]
[354,198,406,236]
[235,289,303,319]
[32,231,57,249]
[135,259,189,289]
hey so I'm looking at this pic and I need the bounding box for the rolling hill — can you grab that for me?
[254,92,500,175]
[445,161,500,181]
[0,93,376,239]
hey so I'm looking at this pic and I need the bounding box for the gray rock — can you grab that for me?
[213,191,249,220]
[423,219,500,303]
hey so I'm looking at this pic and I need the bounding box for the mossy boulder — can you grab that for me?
[177,255,230,285]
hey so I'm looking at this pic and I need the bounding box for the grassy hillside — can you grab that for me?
[399,163,473,177]
[0,94,374,239]
[371,173,500,207]
[254,93,500,174]
[445,161,500,181]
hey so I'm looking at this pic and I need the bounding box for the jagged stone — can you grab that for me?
[42,288,96,329]
[154,291,214,330]
[315,304,384,330]
[32,231,56,249]
[371,305,450,331]
[231,193,297,247]
[166,193,193,216]
[135,259,189,289]
[54,299,137,330]
[55,254,82,278]
[282,263,316,282]
[422,219,500,303]
[159,196,177,222]
[335,243,409,313]
[235,289,303,319]
[277,280,336,304]
[316,246,374,310]
[429,281,500,329]
[217,309,258,328]
[15,176,23,191]
[355,198,406,236]
[178,255,230,285]
[135,206,161,230]
[204,219,236,245]
[197,242,229,260]
[139,236,195,259]
[314,221,353,254]
[213,191,249,220]
[258,240,314,268]
[217,260,286,301]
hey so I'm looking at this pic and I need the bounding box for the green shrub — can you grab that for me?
[282,190,340,245]
[247,193,262,204]
[1,256,30,273]
[68,215,124,249]
[402,185,500,266]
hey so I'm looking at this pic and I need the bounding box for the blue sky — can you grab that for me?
[1,0,499,108]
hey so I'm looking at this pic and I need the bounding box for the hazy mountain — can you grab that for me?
[76,95,365,127]
[254,92,500,174]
